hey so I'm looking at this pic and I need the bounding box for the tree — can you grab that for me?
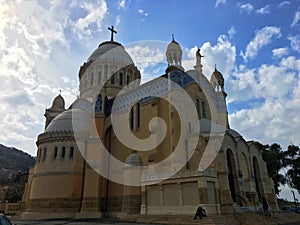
[260,142,286,195]
[283,145,300,194]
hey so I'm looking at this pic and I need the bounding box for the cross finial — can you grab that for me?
[172,34,174,41]
[108,25,117,42]
[215,64,217,70]
[58,89,62,95]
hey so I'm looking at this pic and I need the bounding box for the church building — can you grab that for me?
[21,28,277,220]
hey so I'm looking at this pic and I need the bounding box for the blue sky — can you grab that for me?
[0,0,300,200]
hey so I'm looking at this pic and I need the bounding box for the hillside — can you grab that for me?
[0,144,35,184]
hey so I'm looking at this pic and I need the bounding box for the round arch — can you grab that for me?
[253,156,264,202]
[226,149,240,203]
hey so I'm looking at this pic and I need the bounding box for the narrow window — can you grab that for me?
[188,122,192,133]
[130,107,134,130]
[42,148,46,162]
[196,98,201,119]
[98,71,102,84]
[69,147,74,160]
[61,146,66,160]
[119,73,123,86]
[90,72,94,87]
[95,94,102,112]
[111,73,115,84]
[126,75,130,85]
[201,101,206,118]
[37,148,41,163]
[104,65,108,75]
[53,146,58,160]
[137,103,141,128]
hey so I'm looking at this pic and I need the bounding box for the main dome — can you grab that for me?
[87,41,134,65]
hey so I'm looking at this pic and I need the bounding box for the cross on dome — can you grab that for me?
[108,25,117,42]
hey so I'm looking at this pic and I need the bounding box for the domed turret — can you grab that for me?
[52,94,65,109]
[210,65,225,92]
[166,35,183,70]
[44,94,66,130]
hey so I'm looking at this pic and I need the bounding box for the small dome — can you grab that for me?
[87,41,133,65]
[45,109,90,133]
[212,68,224,81]
[52,94,65,109]
[166,39,182,53]
[166,36,183,68]
[125,153,141,167]
[210,66,225,91]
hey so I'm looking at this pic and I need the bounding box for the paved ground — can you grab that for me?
[9,218,300,225]
[9,217,155,225]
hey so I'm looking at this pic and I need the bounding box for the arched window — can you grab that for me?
[130,107,134,130]
[137,103,141,128]
[98,71,102,84]
[104,65,108,76]
[196,98,201,119]
[61,146,66,160]
[126,75,130,85]
[42,148,47,162]
[90,72,94,87]
[53,146,58,160]
[69,147,74,160]
[95,94,102,112]
[119,73,123,86]
[111,73,115,84]
[84,76,88,90]
[37,148,41,163]
[201,101,206,118]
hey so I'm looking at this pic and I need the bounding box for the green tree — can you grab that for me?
[283,145,300,194]
[260,142,286,195]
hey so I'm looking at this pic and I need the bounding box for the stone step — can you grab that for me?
[118,212,300,225]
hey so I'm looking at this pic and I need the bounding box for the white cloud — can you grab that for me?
[126,43,166,83]
[278,1,290,8]
[119,0,126,9]
[241,26,281,61]
[228,56,300,150]
[138,9,149,16]
[272,47,288,57]
[291,11,300,27]
[255,5,270,15]
[71,0,108,39]
[0,0,85,155]
[287,35,300,52]
[228,26,236,39]
[201,35,236,79]
[215,0,227,7]
[116,15,121,26]
[239,3,254,14]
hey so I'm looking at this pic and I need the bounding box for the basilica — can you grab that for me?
[21,28,277,220]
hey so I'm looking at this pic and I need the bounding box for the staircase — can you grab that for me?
[118,211,300,225]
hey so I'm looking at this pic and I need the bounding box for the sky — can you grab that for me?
[0,0,300,200]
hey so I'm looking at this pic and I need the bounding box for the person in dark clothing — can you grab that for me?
[194,206,206,220]
[262,197,271,217]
